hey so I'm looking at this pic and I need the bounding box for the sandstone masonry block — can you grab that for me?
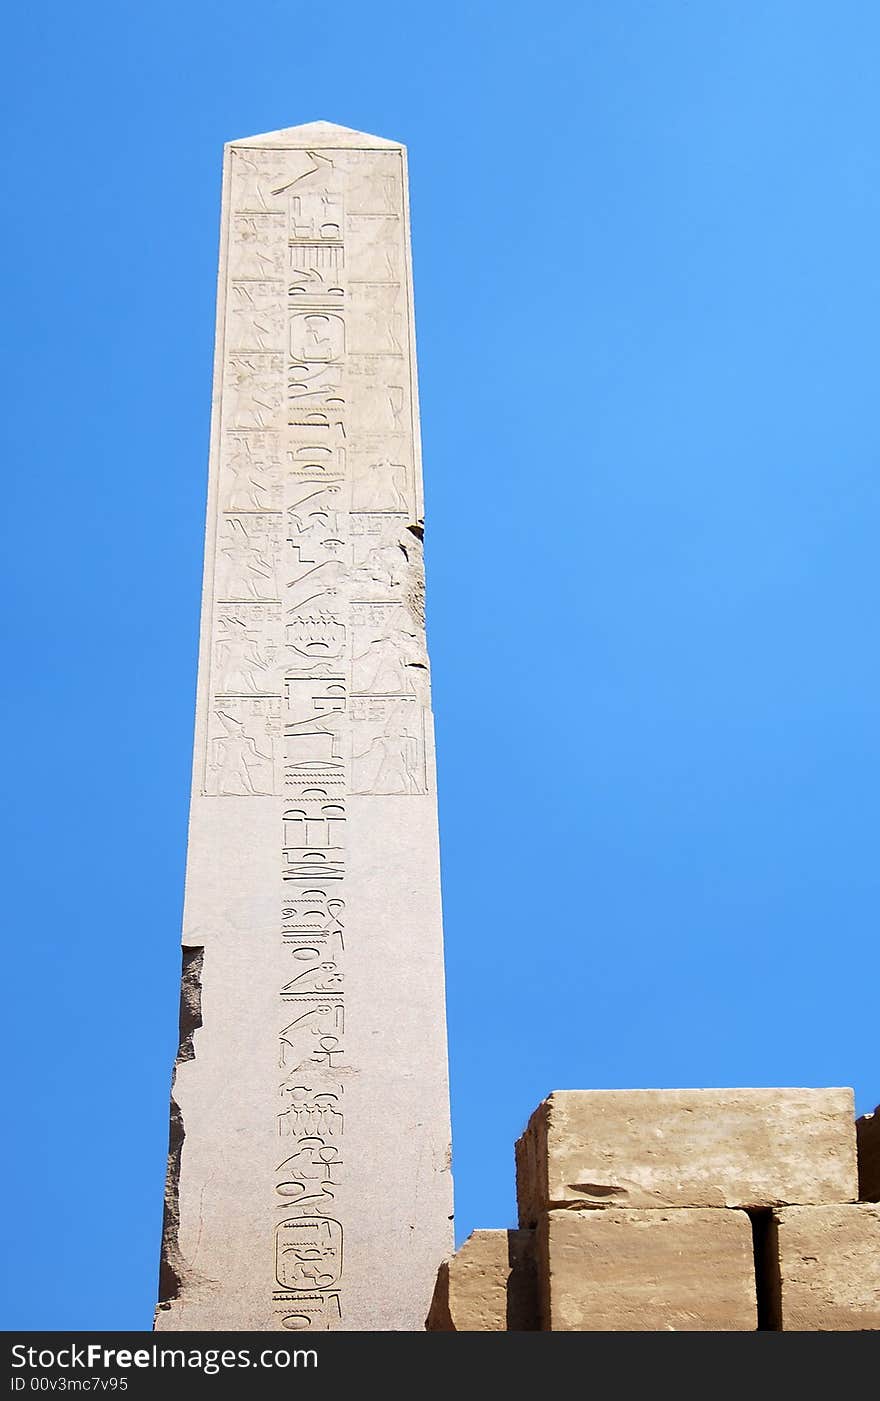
[516,1089,857,1223]
[856,1107,880,1201]
[765,1204,880,1330]
[538,1207,757,1331]
[425,1230,537,1331]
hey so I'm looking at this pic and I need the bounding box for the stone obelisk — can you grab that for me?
[155,122,454,1332]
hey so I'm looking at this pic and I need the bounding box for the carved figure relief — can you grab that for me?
[351,697,427,795]
[205,703,280,796]
[343,153,400,215]
[213,614,279,695]
[231,213,286,278]
[216,515,281,600]
[350,219,400,280]
[223,448,281,512]
[350,455,409,513]
[229,282,286,350]
[349,284,405,355]
[350,536,411,599]
[226,354,285,429]
[352,620,428,697]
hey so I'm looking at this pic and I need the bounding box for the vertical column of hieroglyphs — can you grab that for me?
[274,145,349,1331]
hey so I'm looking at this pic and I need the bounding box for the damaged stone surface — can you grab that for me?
[516,1089,858,1223]
[537,1207,757,1331]
[425,1230,537,1331]
[155,122,453,1332]
[157,947,203,1307]
[764,1204,880,1330]
[856,1106,880,1201]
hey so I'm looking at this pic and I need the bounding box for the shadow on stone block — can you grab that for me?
[425,1229,537,1331]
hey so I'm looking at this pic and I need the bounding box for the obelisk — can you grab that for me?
[155,122,454,1332]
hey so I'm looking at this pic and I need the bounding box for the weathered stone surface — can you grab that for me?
[856,1107,880,1201]
[155,122,453,1332]
[764,1204,880,1330]
[516,1089,857,1223]
[537,1208,756,1331]
[425,1230,537,1331]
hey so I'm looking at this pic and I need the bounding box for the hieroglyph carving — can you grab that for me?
[196,139,428,1327]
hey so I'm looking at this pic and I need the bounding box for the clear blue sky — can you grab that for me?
[2,1,878,1330]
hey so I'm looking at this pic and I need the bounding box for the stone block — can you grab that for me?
[516,1089,857,1223]
[764,1204,880,1330]
[856,1106,880,1201]
[425,1229,537,1331]
[537,1207,757,1331]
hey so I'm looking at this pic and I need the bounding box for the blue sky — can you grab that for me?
[2,1,878,1329]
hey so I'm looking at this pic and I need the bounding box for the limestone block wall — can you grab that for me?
[427,1088,880,1331]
